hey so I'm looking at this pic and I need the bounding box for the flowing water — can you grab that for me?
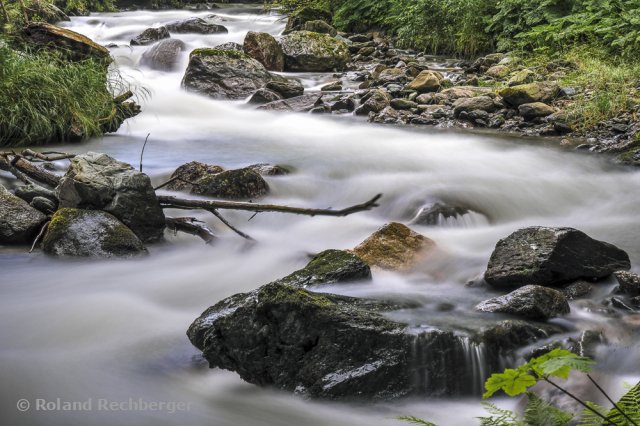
[1,4,640,425]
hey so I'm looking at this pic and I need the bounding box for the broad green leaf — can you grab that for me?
[528,348,577,378]
[539,356,595,379]
[483,369,537,399]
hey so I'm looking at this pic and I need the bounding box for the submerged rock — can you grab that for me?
[56,152,166,243]
[265,79,305,99]
[257,94,323,112]
[561,280,594,300]
[191,167,269,199]
[279,31,350,72]
[0,185,47,245]
[276,249,371,288]
[614,271,640,297]
[410,202,472,226]
[484,227,630,288]
[166,17,228,34]
[475,320,564,354]
[165,161,224,192]
[182,48,281,100]
[243,31,285,72]
[130,26,170,46]
[352,222,435,271]
[476,285,570,320]
[42,208,146,258]
[140,39,186,71]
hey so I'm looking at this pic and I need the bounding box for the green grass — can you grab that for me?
[0,42,128,146]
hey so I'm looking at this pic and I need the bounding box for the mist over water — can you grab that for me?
[1,5,640,426]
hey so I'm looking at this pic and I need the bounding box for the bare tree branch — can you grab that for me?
[165,217,216,244]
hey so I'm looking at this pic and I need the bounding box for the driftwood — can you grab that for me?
[165,217,216,244]
[12,157,61,187]
[0,150,66,187]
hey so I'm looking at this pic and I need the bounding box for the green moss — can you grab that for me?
[190,48,248,60]
[258,282,334,308]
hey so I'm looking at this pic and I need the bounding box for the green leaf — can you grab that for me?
[483,369,538,399]
[539,356,595,379]
[527,348,578,378]
[396,415,438,426]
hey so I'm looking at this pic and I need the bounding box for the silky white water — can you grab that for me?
[1,4,639,425]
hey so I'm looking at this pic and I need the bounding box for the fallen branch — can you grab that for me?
[157,194,382,217]
[208,209,254,241]
[20,149,76,162]
[12,156,61,187]
[30,220,49,253]
[165,217,216,244]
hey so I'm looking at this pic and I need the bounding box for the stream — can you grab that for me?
[1,4,640,425]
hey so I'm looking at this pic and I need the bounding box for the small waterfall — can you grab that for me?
[410,332,491,397]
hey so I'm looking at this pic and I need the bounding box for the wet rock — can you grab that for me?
[321,81,342,91]
[485,227,630,289]
[453,96,498,117]
[470,53,505,72]
[130,26,170,46]
[243,31,285,72]
[279,31,350,72]
[283,7,332,34]
[193,167,268,199]
[215,41,243,52]
[508,69,536,87]
[301,20,337,36]
[257,94,323,113]
[0,185,48,245]
[265,79,305,99]
[352,222,435,271]
[182,48,281,100]
[140,39,186,71]
[475,320,564,353]
[560,280,594,300]
[354,89,391,115]
[14,184,57,205]
[277,249,371,288]
[42,208,146,258]
[390,99,418,110]
[614,271,640,297]
[349,34,371,43]
[166,17,228,34]
[604,297,635,312]
[476,285,570,320]
[499,82,560,107]
[248,88,282,105]
[485,65,509,79]
[56,152,166,243]
[404,70,443,93]
[375,68,407,85]
[329,95,357,112]
[30,196,56,214]
[247,163,289,176]
[23,22,110,62]
[410,202,470,226]
[165,161,225,192]
[518,102,555,120]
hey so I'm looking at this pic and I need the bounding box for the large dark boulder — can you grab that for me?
[182,48,282,100]
[56,152,166,243]
[476,285,570,320]
[276,249,371,288]
[279,31,350,72]
[130,26,170,46]
[42,208,147,258]
[166,17,228,34]
[484,227,630,288]
[190,167,269,199]
[243,31,284,72]
[0,185,47,245]
[140,39,186,71]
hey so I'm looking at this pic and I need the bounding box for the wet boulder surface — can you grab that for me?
[0,184,48,244]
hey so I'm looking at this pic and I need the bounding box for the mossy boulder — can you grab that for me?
[56,152,166,243]
[301,20,338,36]
[508,69,536,87]
[166,17,228,34]
[23,22,110,62]
[404,70,443,93]
[0,185,48,245]
[484,227,630,289]
[518,102,555,120]
[354,89,391,115]
[476,285,570,320]
[243,31,285,72]
[283,7,333,34]
[165,161,225,192]
[140,39,186,71]
[352,222,436,271]
[276,249,371,288]
[485,65,509,79]
[130,26,170,46]
[498,82,559,106]
[279,31,350,72]
[182,48,283,100]
[42,208,147,257]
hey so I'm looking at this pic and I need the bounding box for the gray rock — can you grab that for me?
[30,196,56,214]
[485,227,630,288]
[614,271,640,297]
[277,249,371,288]
[166,17,228,34]
[390,98,418,110]
[140,39,186,71]
[248,88,282,105]
[191,167,269,200]
[265,79,304,99]
[561,280,594,300]
[453,96,498,117]
[0,184,47,244]
[42,208,147,257]
[283,7,333,34]
[410,202,471,226]
[14,183,57,204]
[518,102,555,120]
[247,163,289,176]
[476,285,570,320]
[257,94,323,113]
[321,81,342,91]
[301,19,337,36]
[354,89,391,115]
[56,152,166,243]
[165,161,224,193]
[279,31,350,72]
[130,26,170,46]
[215,42,243,51]
[182,48,282,100]
[499,82,560,107]
[475,319,564,354]
[243,31,285,72]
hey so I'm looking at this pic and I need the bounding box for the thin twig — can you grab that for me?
[157,194,382,217]
[154,176,180,191]
[165,217,216,244]
[586,374,638,426]
[209,209,254,241]
[543,378,617,426]
[139,133,150,173]
[30,221,49,253]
